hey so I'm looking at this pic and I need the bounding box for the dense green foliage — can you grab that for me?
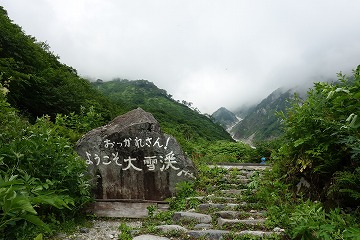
[250,67,360,239]
[92,79,233,152]
[0,9,110,237]
[192,140,258,163]
[0,86,92,239]
[254,169,360,239]
[274,67,360,208]
[0,7,116,121]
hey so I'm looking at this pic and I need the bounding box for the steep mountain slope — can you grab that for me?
[0,6,232,153]
[230,88,296,143]
[233,104,257,119]
[211,107,240,130]
[0,7,116,121]
[92,79,234,147]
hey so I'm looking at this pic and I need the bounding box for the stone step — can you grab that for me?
[89,201,167,218]
[223,174,253,180]
[133,235,170,240]
[237,170,259,177]
[214,210,266,219]
[208,196,238,203]
[237,230,279,237]
[187,230,230,240]
[193,223,213,230]
[186,229,280,239]
[154,224,187,233]
[186,196,205,201]
[219,178,251,184]
[134,230,282,240]
[173,211,212,224]
[213,183,248,190]
[209,164,270,171]
[219,189,247,195]
[217,217,266,228]
[187,195,238,204]
[198,203,243,212]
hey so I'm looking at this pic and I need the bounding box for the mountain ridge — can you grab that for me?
[92,79,234,150]
[213,87,303,143]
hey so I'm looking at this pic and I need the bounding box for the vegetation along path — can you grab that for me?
[52,163,286,240]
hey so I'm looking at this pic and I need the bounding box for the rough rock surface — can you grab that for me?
[76,108,196,201]
[187,230,231,240]
[154,224,187,233]
[52,220,141,240]
[133,235,170,240]
[217,217,266,227]
[173,211,212,224]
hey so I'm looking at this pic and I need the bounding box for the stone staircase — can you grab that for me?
[133,163,285,240]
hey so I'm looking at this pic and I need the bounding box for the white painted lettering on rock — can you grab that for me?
[75,108,196,201]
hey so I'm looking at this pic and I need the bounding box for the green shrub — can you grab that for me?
[118,223,132,240]
[0,88,92,238]
[194,140,256,164]
[0,173,76,239]
[274,66,360,207]
[55,105,105,135]
[169,181,196,210]
[289,200,360,239]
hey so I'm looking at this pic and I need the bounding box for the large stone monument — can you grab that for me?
[76,108,196,202]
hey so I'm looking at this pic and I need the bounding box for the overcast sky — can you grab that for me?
[2,1,360,114]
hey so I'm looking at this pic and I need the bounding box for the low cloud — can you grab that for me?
[3,0,360,113]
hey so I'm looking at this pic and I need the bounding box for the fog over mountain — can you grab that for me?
[2,0,360,113]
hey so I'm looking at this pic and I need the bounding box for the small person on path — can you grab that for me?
[260,157,266,164]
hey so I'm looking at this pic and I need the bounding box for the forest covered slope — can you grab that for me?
[92,79,233,149]
[0,5,232,148]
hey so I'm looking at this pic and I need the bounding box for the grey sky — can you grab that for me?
[2,0,360,114]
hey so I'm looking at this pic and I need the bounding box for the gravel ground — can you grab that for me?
[51,219,142,240]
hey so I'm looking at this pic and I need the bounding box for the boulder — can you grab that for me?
[76,108,196,201]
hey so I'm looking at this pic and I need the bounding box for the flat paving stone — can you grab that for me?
[194,223,213,230]
[217,217,266,227]
[198,203,239,211]
[187,230,231,240]
[222,177,251,184]
[133,234,170,240]
[209,164,270,171]
[173,211,212,224]
[186,196,237,203]
[214,211,240,219]
[155,224,187,233]
[199,203,226,211]
[208,196,237,201]
[90,201,158,218]
[238,230,278,237]
[220,189,246,195]
[215,210,266,220]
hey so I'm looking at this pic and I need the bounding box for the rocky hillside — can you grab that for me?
[211,107,240,130]
[230,88,296,143]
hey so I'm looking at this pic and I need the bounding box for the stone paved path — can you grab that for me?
[52,163,285,240]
